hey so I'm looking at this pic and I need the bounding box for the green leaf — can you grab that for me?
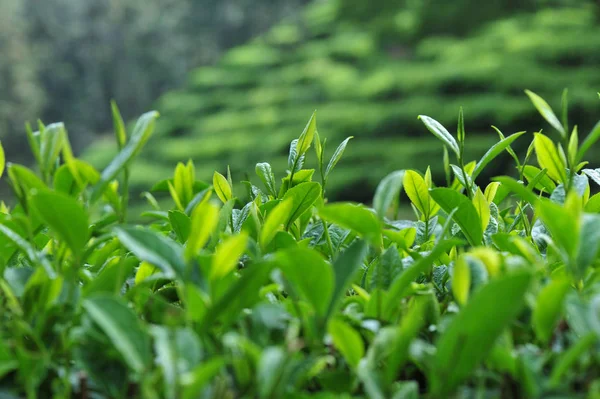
[492,176,538,205]
[211,233,248,280]
[0,141,4,179]
[319,203,382,246]
[532,277,571,344]
[384,240,459,317]
[181,358,225,399]
[536,199,579,261]
[30,189,90,258]
[213,171,232,203]
[278,247,333,316]
[186,201,219,259]
[111,100,127,150]
[296,111,317,157]
[575,214,600,279]
[472,188,490,231]
[430,271,532,396]
[260,198,293,250]
[326,240,368,321]
[328,318,364,368]
[534,133,566,183]
[256,163,277,197]
[471,131,526,180]
[325,136,353,178]
[168,210,191,243]
[452,255,471,306]
[370,245,401,291]
[523,165,556,193]
[91,111,159,203]
[577,120,600,161]
[525,90,566,138]
[403,170,429,219]
[429,188,483,246]
[282,182,321,228]
[0,223,55,278]
[550,333,597,387]
[418,115,460,156]
[374,170,405,219]
[150,326,178,399]
[83,294,151,373]
[114,226,185,279]
[84,257,137,296]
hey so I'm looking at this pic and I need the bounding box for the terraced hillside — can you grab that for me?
[83,0,600,203]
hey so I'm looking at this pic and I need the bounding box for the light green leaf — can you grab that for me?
[523,165,556,193]
[452,255,471,306]
[532,277,571,344]
[114,226,185,279]
[403,170,430,218]
[325,136,353,178]
[472,188,490,231]
[429,188,483,246]
[256,163,277,197]
[260,198,293,250]
[213,171,232,204]
[282,182,321,229]
[374,170,405,219]
[0,141,4,179]
[430,271,532,397]
[534,133,566,183]
[111,100,127,150]
[30,189,90,258]
[418,115,460,156]
[186,201,219,259]
[472,131,526,180]
[296,111,317,157]
[83,294,151,373]
[536,199,579,261]
[278,247,333,316]
[211,233,248,280]
[91,111,159,203]
[319,203,382,246]
[168,210,191,243]
[326,240,368,321]
[328,318,364,368]
[525,90,566,138]
[577,120,600,161]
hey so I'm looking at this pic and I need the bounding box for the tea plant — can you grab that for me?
[0,90,599,398]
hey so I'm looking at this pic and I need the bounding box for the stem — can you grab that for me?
[459,155,474,199]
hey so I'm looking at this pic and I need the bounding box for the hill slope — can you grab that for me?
[84,0,600,203]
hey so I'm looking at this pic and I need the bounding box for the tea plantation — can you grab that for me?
[0,90,599,398]
[83,0,600,203]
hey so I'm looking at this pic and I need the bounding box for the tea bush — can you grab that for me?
[1,90,600,398]
[82,0,600,202]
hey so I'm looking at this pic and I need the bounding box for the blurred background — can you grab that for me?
[1,0,600,204]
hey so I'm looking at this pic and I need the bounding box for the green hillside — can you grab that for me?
[83,0,600,203]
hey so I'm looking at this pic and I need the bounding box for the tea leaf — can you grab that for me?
[296,111,317,157]
[403,170,430,219]
[452,256,471,306]
[111,100,127,150]
[260,198,293,249]
[418,115,460,156]
[577,120,600,161]
[114,226,185,279]
[213,171,232,204]
[525,90,566,138]
[186,201,219,259]
[472,188,490,231]
[282,182,321,228]
[91,111,159,203]
[534,133,566,183]
[319,203,382,246]
[255,163,277,197]
[211,233,248,280]
[472,131,526,180]
[430,271,532,396]
[278,247,333,316]
[373,170,405,219]
[30,189,90,258]
[532,277,571,344]
[83,294,151,373]
[328,318,364,368]
[429,188,483,246]
[325,136,353,178]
